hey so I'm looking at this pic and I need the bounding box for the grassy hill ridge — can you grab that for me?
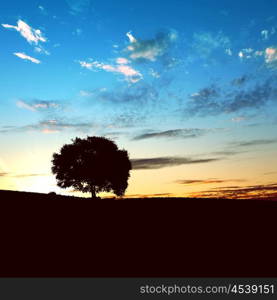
[0,189,276,277]
[1,189,276,201]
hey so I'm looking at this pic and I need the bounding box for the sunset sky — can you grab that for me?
[0,0,277,199]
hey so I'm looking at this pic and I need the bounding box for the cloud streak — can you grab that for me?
[175,178,245,185]
[16,100,60,111]
[0,172,48,178]
[131,156,220,170]
[79,59,142,83]
[14,52,40,64]
[189,183,277,199]
[232,138,277,147]
[2,20,46,44]
[132,128,208,141]
[0,119,96,134]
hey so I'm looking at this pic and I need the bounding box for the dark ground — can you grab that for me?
[0,189,276,277]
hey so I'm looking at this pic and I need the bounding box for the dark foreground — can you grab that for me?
[0,190,276,277]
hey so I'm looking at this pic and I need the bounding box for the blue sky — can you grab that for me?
[0,0,277,198]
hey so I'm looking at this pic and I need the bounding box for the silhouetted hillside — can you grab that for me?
[0,189,88,201]
[0,189,276,277]
[1,189,276,202]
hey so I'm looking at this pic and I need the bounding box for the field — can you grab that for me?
[0,190,276,277]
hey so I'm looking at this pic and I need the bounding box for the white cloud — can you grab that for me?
[238,48,254,59]
[16,100,59,111]
[149,68,160,78]
[79,90,93,97]
[116,57,129,64]
[126,31,137,43]
[254,50,264,56]
[265,47,277,62]
[16,100,36,111]
[41,128,59,134]
[126,30,177,62]
[192,31,230,59]
[129,47,161,61]
[14,52,41,64]
[38,5,47,15]
[73,28,82,36]
[231,116,247,122]
[66,0,90,15]
[2,20,46,44]
[261,28,276,40]
[225,48,232,56]
[34,46,50,55]
[265,47,277,67]
[261,30,269,40]
[190,92,200,98]
[79,59,142,83]
[79,88,107,97]
[79,61,94,69]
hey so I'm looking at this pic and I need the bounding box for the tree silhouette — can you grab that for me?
[51,136,132,199]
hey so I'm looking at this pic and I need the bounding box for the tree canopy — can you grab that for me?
[51,136,132,198]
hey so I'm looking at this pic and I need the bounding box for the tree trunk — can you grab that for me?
[91,184,96,199]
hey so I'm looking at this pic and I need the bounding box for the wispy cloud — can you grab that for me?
[265,47,277,68]
[189,183,277,199]
[116,57,129,64]
[38,5,47,15]
[261,28,275,40]
[2,20,46,44]
[125,30,177,62]
[231,116,247,122]
[210,150,245,157]
[16,100,59,112]
[186,85,221,116]
[131,156,220,170]
[225,48,232,56]
[0,172,48,178]
[149,68,160,78]
[232,138,277,147]
[192,31,230,59]
[34,46,50,55]
[72,28,82,36]
[264,171,277,176]
[66,0,91,14]
[186,78,276,116]
[14,52,41,64]
[132,128,209,141]
[95,81,158,104]
[0,119,96,134]
[238,48,254,59]
[231,75,250,86]
[261,30,269,40]
[79,90,93,97]
[79,59,142,83]
[175,178,245,185]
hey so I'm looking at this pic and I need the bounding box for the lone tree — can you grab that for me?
[51,136,132,199]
